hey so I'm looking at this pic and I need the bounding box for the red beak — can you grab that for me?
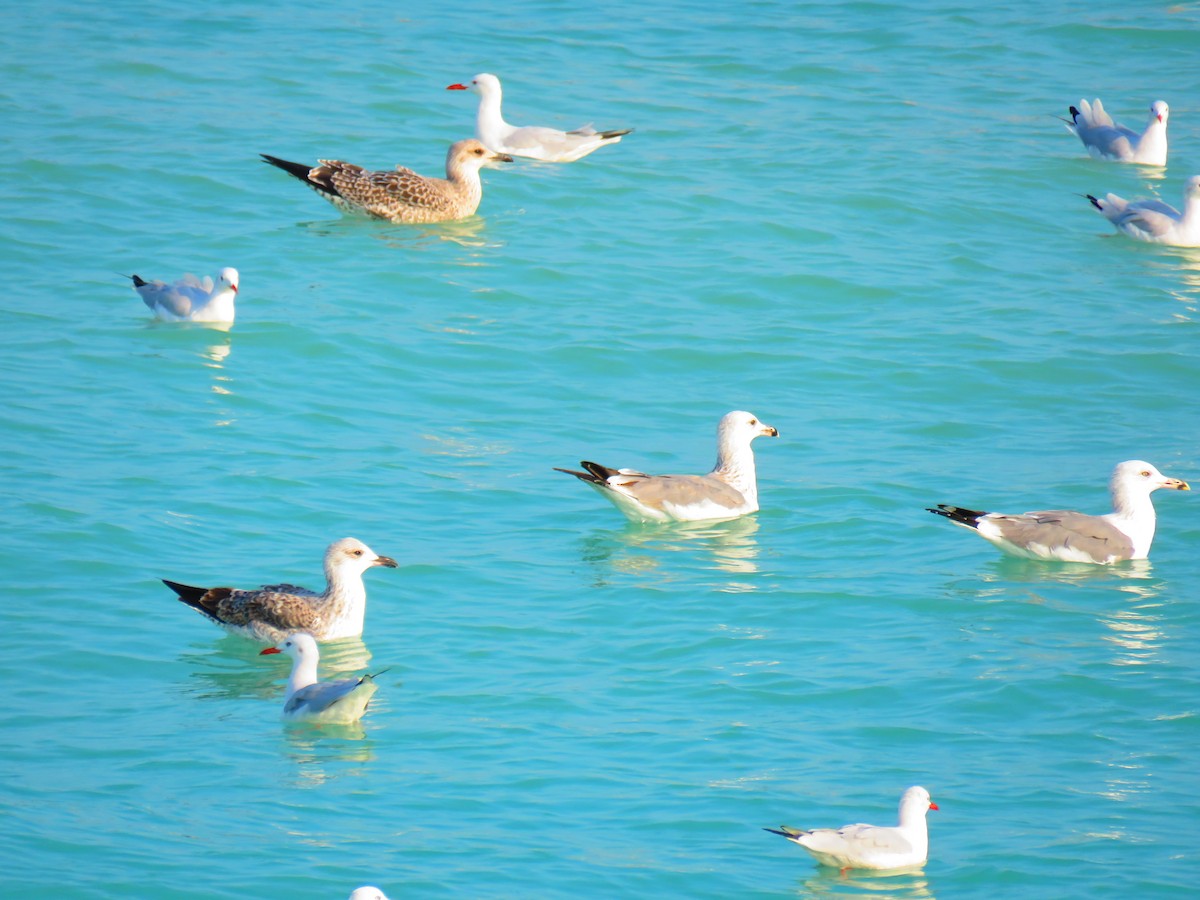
[929,801,939,811]
[259,647,281,655]
[446,83,467,91]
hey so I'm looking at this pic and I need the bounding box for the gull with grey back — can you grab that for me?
[260,632,382,724]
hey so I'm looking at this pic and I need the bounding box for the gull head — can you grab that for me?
[718,410,779,447]
[1150,100,1169,125]
[348,889,390,900]
[898,786,938,827]
[325,537,399,575]
[259,631,319,662]
[1111,460,1190,497]
[448,138,514,170]
[1184,175,1200,201]
[217,267,239,294]
[446,73,500,98]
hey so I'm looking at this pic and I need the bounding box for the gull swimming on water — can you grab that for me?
[765,786,938,872]
[163,537,398,642]
[260,632,382,724]
[129,268,239,324]
[927,460,1189,564]
[1086,175,1200,247]
[260,139,512,223]
[447,73,632,162]
[555,410,778,523]
[1065,98,1168,166]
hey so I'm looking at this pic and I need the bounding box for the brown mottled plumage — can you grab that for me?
[260,139,513,223]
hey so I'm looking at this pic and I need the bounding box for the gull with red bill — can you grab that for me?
[1064,98,1168,166]
[447,73,632,163]
[260,632,383,724]
[128,267,239,324]
[765,786,938,872]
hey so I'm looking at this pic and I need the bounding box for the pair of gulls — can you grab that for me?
[1067,97,1200,247]
[262,72,631,224]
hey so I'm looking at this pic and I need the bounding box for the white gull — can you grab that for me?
[261,139,512,223]
[555,410,778,523]
[260,632,382,724]
[163,537,398,642]
[129,267,239,324]
[348,890,390,900]
[1065,98,1168,166]
[1086,175,1200,247]
[927,460,1189,564]
[765,786,938,873]
[446,73,632,162]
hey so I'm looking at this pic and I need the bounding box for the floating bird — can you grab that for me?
[447,73,632,162]
[128,268,239,324]
[260,632,382,724]
[555,410,778,523]
[927,460,1189,564]
[765,786,938,872]
[1086,176,1200,247]
[260,139,512,223]
[163,538,398,642]
[348,889,390,900]
[1065,98,1168,166]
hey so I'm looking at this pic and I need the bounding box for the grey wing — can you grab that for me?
[842,823,914,854]
[993,510,1134,559]
[622,473,747,512]
[138,281,199,317]
[284,678,362,716]
[1119,204,1181,237]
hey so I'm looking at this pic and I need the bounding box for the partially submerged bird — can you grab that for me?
[129,267,239,324]
[928,460,1189,564]
[163,537,398,642]
[555,410,778,523]
[260,139,512,223]
[1065,98,1168,166]
[1086,175,1200,247]
[447,73,632,162]
[765,786,938,872]
[260,632,382,724]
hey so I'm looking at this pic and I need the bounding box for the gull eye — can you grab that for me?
[1141,470,1151,477]
[749,418,757,425]
[351,548,363,557]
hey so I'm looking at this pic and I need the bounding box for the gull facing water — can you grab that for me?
[1065,98,1168,166]
[447,73,632,162]
[927,460,1189,564]
[163,537,398,642]
[261,139,512,223]
[765,786,938,872]
[1086,175,1200,247]
[129,267,239,324]
[260,632,382,724]
[555,410,778,523]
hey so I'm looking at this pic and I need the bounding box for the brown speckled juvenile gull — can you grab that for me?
[927,460,1190,564]
[260,139,513,223]
[555,410,778,523]
[163,537,398,642]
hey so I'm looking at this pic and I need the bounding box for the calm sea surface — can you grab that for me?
[3,1,1200,897]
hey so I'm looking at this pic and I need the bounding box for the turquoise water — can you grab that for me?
[3,1,1200,897]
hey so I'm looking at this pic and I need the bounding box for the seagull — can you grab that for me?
[1065,98,1168,166]
[765,786,938,873]
[163,537,398,642]
[128,268,239,324]
[927,460,1190,564]
[446,73,632,162]
[260,139,512,223]
[555,410,778,523]
[348,889,390,900]
[259,632,383,724]
[1086,176,1200,247]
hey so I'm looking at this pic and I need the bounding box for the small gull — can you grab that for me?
[348,890,390,900]
[260,632,383,724]
[163,537,398,642]
[555,410,778,523]
[765,786,938,873]
[447,73,632,162]
[1065,98,1168,166]
[1086,175,1200,247]
[927,460,1189,564]
[129,267,239,324]
[260,139,512,223]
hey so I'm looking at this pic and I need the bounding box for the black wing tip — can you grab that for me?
[1086,194,1103,210]
[130,274,148,288]
[763,827,791,838]
[554,464,597,483]
[1069,105,1081,120]
[927,504,985,527]
[601,128,634,139]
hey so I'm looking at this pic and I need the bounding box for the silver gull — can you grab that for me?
[1086,176,1200,247]
[163,537,398,642]
[765,786,938,873]
[1065,98,1168,166]
[555,410,778,523]
[129,267,239,324]
[927,460,1189,564]
[447,73,632,163]
[260,632,382,724]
